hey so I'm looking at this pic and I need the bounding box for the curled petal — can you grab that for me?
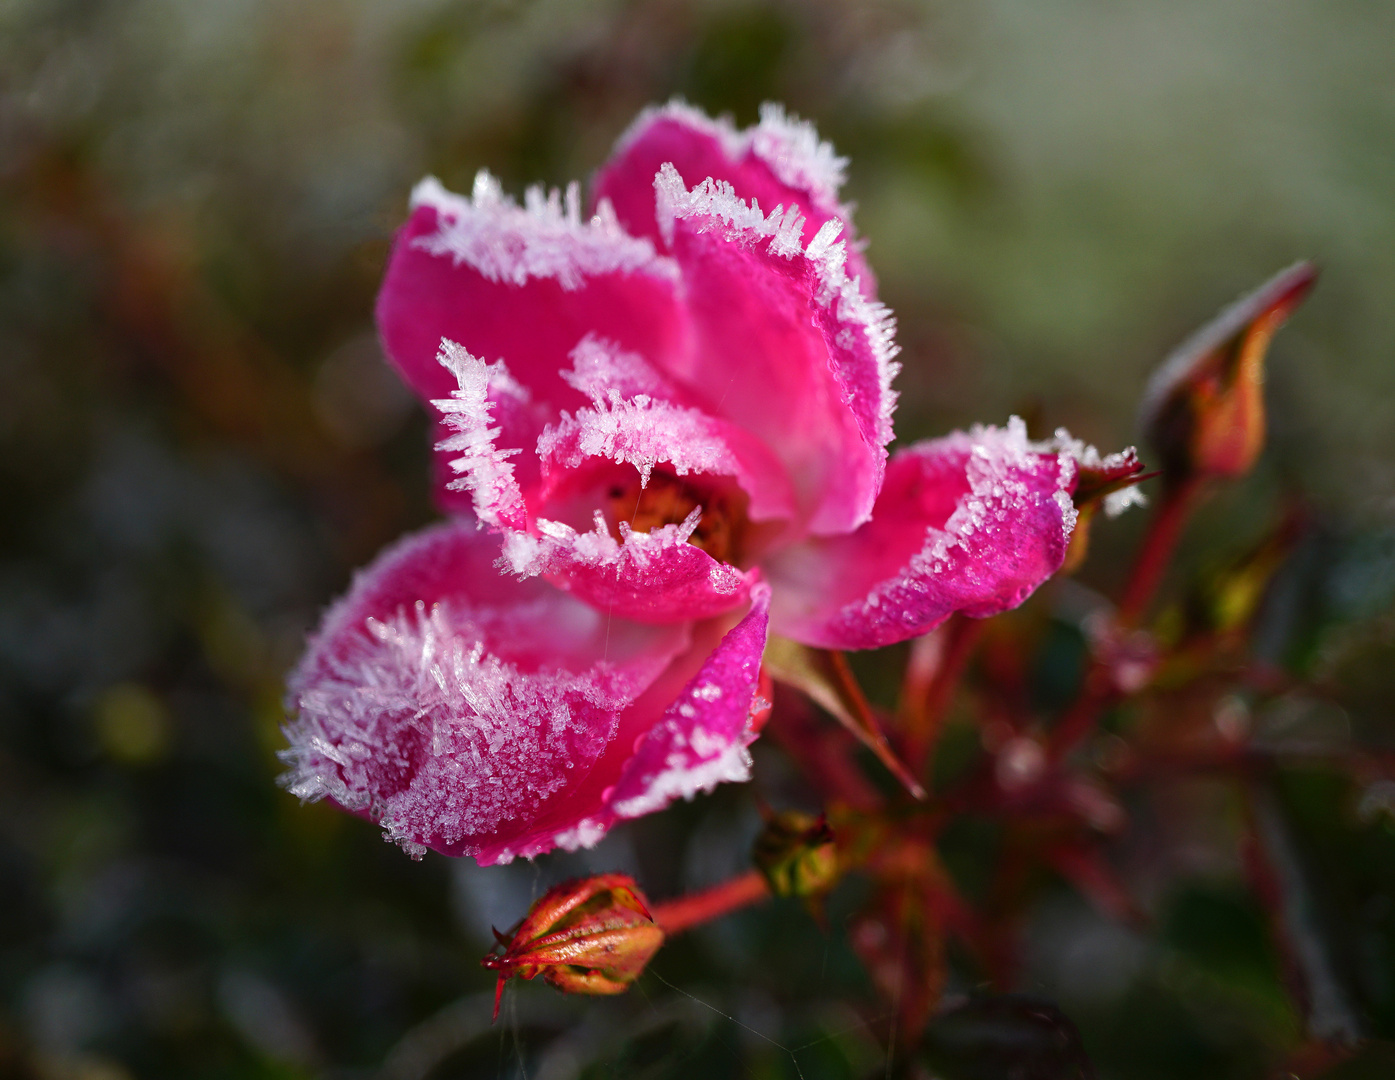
[541,397,746,491]
[766,419,1079,650]
[594,100,873,288]
[280,520,691,863]
[500,513,755,625]
[437,587,774,863]
[375,173,689,443]
[651,165,899,535]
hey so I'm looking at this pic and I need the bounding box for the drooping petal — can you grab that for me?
[375,174,689,422]
[649,164,899,535]
[434,586,774,864]
[499,513,756,625]
[280,519,691,863]
[765,419,1079,650]
[593,100,874,289]
[605,582,772,819]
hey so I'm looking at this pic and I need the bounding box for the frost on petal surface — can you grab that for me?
[766,418,1079,650]
[280,520,690,863]
[539,395,743,490]
[463,587,774,861]
[431,341,542,528]
[375,173,689,425]
[593,100,873,289]
[534,366,796,524]
[562,333,681,402]
[500,513,755,625]
[650,164,899,535]
[605,583,772,820]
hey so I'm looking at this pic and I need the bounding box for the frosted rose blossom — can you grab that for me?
[281,103,1096,864]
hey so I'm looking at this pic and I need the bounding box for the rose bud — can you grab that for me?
[481,873,663,1020]
[1140,262,1316,484]
[752,810,839,900]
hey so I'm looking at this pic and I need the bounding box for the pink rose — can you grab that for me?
[281,103,1086,863]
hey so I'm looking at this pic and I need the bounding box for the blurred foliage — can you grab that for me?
[1,0,1394,1077]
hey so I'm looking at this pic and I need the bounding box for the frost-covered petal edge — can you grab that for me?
[410,172,679,291]
[655,162,901,520]
[606,582,772,819]
[768,418,1079,650]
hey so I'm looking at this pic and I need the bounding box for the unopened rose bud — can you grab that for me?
[481,873,663,1020]
[752,811,839,899]
[1140,262,1316,483]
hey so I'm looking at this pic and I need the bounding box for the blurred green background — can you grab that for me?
[2,1,1394,1077]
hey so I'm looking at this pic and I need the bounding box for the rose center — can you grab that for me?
[606,472,748,566]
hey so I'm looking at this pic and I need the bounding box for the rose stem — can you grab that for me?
[1116,476,1203,628]
[902,615,985,776]
[1047,476,1203,762]
[651,870,771,936]
[825,650,927,800]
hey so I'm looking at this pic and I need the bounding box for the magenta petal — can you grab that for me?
[375,175,688,423]
[448,588,774,862]
[280,520,691,863]
[431,341,550,529]
[766,419,1079,650]
[593,101,873,289]
[651,165,899,535]
[500,515,755,624]
[536,342,797,524]
[604,583,772,819]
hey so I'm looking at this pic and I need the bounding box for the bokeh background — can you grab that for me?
[3,0,1394,1077]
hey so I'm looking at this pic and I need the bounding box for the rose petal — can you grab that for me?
[500,513,756,625]
[431,341,546,529]
[606,582,772,819]
[375,173,688,429]
[593,100,873,288]
[435,587,774,864]
[280,519,691,863]
[765,418,1079,650]
[651,164,899,535]
[536,347,797,523]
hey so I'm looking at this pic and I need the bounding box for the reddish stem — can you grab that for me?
[1048,477,1203,762]
[766,691,884,811]
[651,870,771,936]
[903,616,984,775]
[826,650,927,800]
[1117,476,1203,628]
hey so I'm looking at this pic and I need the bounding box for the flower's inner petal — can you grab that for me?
[537,336,798,527]
[649,166,899,537]
[497,350,799,624]
[499,503,758,627]
[281,520,691,863]
[765,419,1080,650]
